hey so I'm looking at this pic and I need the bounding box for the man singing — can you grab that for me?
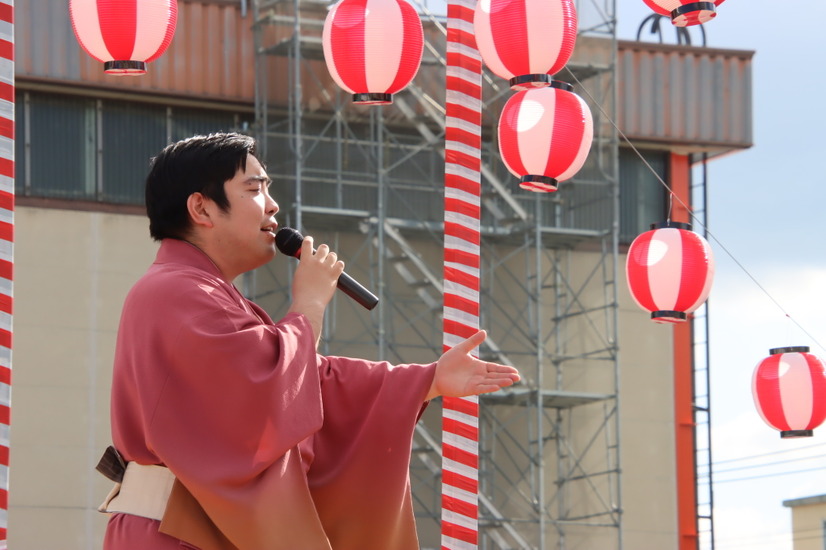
[98,132,519,549]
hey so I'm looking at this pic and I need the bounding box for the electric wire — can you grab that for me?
[699,443,826,477]
[711,441,826,465]
[713,464,826,484]
[704,451,826,476]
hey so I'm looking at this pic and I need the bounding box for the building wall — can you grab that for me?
[791,506,826,550]
[786,498,826,550]
[17,0,255,104]
[10,207,156,549]
[619,276,680,549]
[617,40,753,155]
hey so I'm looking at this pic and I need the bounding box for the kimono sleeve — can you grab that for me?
[307,356,437,550]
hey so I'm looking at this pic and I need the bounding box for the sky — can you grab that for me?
[615,2,826,549]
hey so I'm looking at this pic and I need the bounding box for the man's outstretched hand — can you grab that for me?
[426,330,520,401]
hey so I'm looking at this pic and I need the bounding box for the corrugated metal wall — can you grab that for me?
[16,0,255,103]
[14,2,752,154]
[618,39,753,152]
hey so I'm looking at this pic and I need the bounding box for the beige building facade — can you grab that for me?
[784,495,826,550]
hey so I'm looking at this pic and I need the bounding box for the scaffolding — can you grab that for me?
[249,0,621,547]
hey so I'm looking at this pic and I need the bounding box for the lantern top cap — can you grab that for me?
[650,221,692,231]
[769,346,810,355]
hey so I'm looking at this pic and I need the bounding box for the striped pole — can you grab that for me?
[0,0,12,545]
[441,0,482,547]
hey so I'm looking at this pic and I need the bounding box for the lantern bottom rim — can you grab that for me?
[509,75,574,93]
[781,429,813,438]
[520,175,558,193]
[651,310,687,323]
[104,60,147,75]
[353,93,392,105]
[671,2,716,27]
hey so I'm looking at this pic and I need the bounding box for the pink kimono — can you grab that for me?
[103,239,436,550]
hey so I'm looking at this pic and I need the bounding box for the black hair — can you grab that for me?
[145,132,260,241]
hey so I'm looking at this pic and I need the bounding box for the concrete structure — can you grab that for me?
[784,494,826,550]
[10,1,752,548]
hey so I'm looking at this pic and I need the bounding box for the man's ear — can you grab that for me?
[186,192,215,229]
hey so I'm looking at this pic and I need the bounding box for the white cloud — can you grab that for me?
[713,503,793,550]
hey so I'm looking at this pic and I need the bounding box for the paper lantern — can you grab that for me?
[69,0,178,75]
[625,221,714,323]
[752,347,826,438]
[497,83,593,192]
[322,0,424,105]
[474,0,577,90]
[642,0,725,27]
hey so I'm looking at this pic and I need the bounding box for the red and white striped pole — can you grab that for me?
[0,0,12,545]
[441,0,482,547]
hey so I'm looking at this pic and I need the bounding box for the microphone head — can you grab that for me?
[275,227,304,257]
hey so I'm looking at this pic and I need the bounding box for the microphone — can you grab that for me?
[275,227,379,311]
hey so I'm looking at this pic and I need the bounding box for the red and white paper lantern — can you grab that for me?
[497,83,593,192]
[474,0,577,89]
[642,0,725,27]
[752,347,826,438]
[322,0,424,105]
[69,0,178,75]
[625,221,714,323]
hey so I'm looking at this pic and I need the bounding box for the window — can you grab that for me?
[15,89,672,238]
[101,102,167,204]
[171,107,238,143]
[15,90,247,206]
[619,147,668,242]
[18,93,97,200]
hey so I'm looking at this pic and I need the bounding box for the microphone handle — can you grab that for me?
[337,271,379,311]
[281,233,379,311]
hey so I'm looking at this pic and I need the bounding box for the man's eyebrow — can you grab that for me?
[247,175,272,185]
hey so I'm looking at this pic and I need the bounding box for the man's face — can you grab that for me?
[209,154,279,278]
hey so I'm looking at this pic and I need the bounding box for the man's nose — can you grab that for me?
[266,192,279,214]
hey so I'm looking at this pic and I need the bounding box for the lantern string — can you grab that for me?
[562,66,826,355]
